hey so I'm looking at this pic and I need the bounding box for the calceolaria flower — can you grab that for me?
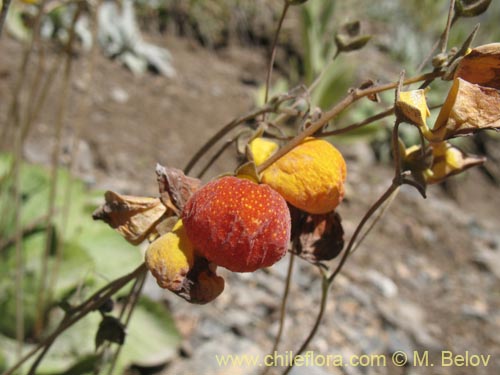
[404,142,485,185]
[396,88,432,137]
[259,138,347,214]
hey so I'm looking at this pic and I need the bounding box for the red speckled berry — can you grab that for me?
[182,176,291,272]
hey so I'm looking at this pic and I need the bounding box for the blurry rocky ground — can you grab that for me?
[1,1,500,374]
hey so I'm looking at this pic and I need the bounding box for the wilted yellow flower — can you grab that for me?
[425,142,485,184]
[145,219,194,291]
[396,89,431,131]
[261,138,346,214]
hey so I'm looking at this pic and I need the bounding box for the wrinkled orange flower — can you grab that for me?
[260,138,346,214]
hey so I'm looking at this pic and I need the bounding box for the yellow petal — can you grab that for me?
[248,138,279,166]
[396,89,431,129]
[427,142,485,184]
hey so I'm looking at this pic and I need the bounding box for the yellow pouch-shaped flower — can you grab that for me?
[145,219,194,291]
[261,138,346,214]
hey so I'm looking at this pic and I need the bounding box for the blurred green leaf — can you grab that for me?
[117,297,181,370]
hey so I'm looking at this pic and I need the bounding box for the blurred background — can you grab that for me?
[0,0,499,374]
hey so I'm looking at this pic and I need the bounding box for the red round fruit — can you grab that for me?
[182,176,291,272]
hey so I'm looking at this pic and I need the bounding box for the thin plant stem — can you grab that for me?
[108,271,147,375]
[350,187,399,254]
[0,214,50,252]
[319,106,395,137]
[21,56,62,143]
[282,275,329,375]
[5,263,147,375]
[34,8,79,335]
[261,252,295,375]
[416,0,458,72]
[263,2,290,112]
[417,0,456,87]
[48,1,88,299]
[440,0,456,54]
[183,96,294,175]
[13,117,24,359]
[1,0,48,147]
[330,183,399,286]
[197,137,237,179]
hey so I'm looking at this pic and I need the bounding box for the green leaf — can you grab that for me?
[74,221,142,283]
[115,297,180,371]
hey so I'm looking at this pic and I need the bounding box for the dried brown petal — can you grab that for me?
[92,191,167,245]
[455,43,500,89]
[156,164,201,215]
[431,78,500,141]
[294,211,344,263]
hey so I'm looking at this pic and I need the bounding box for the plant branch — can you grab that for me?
[282,275,329,375]
[441,0,456,54]
[261,252,295,375]
[108,271,147,375]
[263,1,290,112]
[319,106,395,137]
[183,96,294,175]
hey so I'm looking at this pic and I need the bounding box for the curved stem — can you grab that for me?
[184,106,275,175]
[108,270,147,375]
[282,275,329,375]
[197,138,237,179]
[328,183,399,284]
[319,106,395,137]
[263,2,290,110]
[261,253,295,375]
